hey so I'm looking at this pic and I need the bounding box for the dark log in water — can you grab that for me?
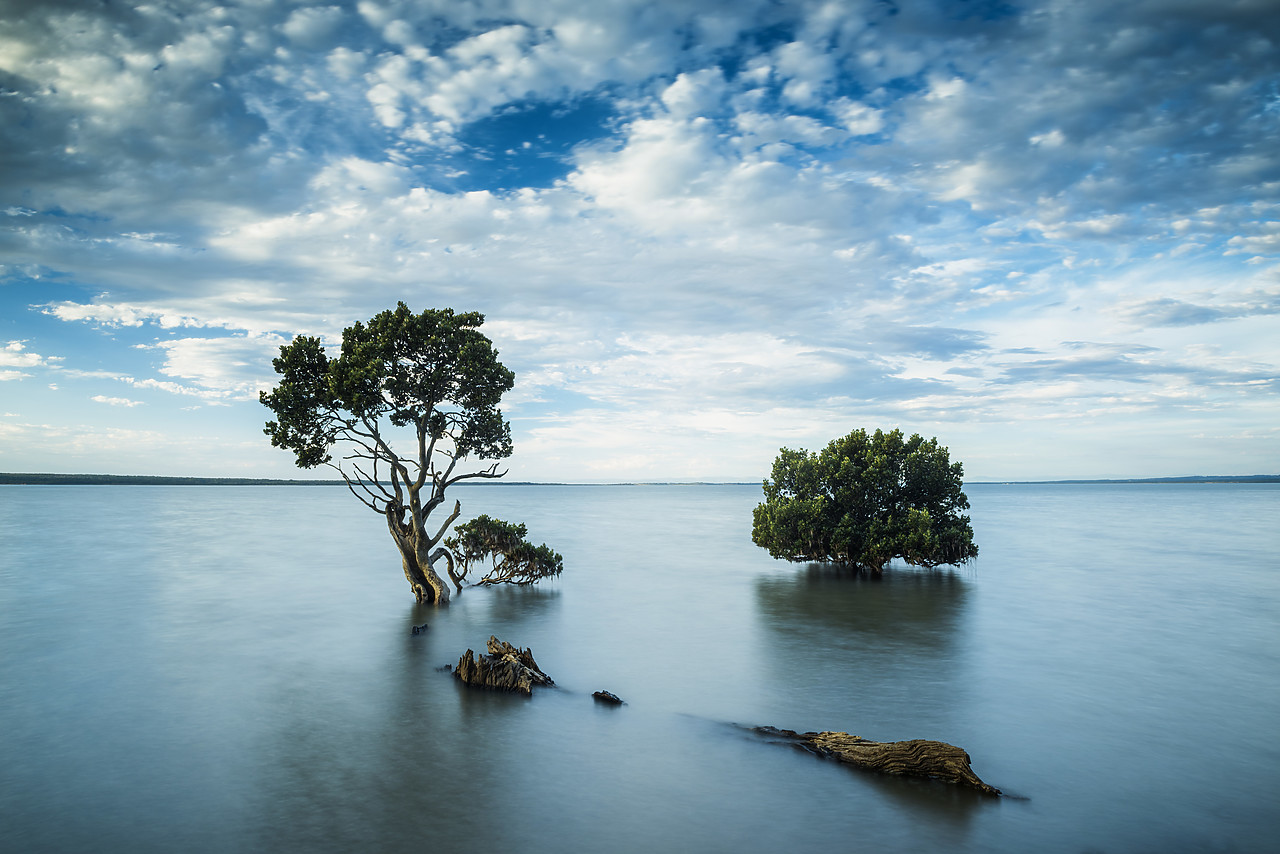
[455,636,554,695]
[754,726,1000,795]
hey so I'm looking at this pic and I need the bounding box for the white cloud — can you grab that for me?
[1033,214,1131,240]
[734,112,847,148]
[310,156,412,196]
[772,39,837,107]
[41,302,156,328]
[282,6,347,51]
[833,99,885,136]
[1,341,43,368]
[911,258,996,278]
[161,26,237,76]
[569,114,722,212]
[1226,222,1280,256]
[124,378,234,404]
[1030,129,1066,148]
[91,395,143,407]
[0,341,61,376]
[545,330,852,408]
[661,69,727,118]
[141,334,289,399]
[40,300,216,330]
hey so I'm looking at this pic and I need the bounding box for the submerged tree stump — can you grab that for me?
[455,636,554,696]
[754,727,1000,795]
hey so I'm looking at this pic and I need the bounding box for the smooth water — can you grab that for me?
[1,483,1277,852]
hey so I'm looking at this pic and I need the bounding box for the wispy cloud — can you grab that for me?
[0,341,62,379]
[91,395,143,407]
[1118,291,1280,327]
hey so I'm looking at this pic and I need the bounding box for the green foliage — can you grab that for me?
[445,515,564,586]
[751,428,978,571]
[260,303,515,474]
[259,334,338,468]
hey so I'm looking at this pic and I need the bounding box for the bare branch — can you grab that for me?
[350,463,395,503]
[359,413,412,488]
[389,465,404,507]
[443,463,507,490]
[329,463,383,514]
[440,449,461,485]
[334,429,384,461]
[432,546,463,593]
[428,499,462,548]
[413,413,431,493]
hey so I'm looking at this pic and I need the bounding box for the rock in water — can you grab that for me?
[592,690,624,705]
[755,727,1000,795]
[455,636,554,696]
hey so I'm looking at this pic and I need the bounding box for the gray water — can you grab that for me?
[1,483,1277,853]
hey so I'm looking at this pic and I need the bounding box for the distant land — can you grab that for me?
[0,473,343,486]
[970,475,1280,485]
[1,472,1277,486]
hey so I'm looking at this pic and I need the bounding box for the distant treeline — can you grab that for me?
[0,473,343,486]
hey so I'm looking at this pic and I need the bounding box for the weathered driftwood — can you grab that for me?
[455,636,554,696]
[755,727,1000,795]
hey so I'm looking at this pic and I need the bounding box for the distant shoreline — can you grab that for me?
[966,475,1280,485]
[0,473,345,486]
[1,472,1276,486]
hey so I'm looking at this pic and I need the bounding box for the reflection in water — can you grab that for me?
[754,565,972,740]
[475,584,562,627]
[753,565,984,836]
[758,565,970,650]
[251,585,576,852]
[252,615,535,852]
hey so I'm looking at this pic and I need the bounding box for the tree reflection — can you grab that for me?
[249,603,549,852]
[478,584,562,627]
[758,564,970,649]
[753,564,973,738]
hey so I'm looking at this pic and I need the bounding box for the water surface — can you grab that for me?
[1,483,1276,852]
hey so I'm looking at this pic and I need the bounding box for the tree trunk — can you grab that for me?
[399,545,450,605]
[754,727,1000,795]
[388,514,451,605]
[454,636,554,695]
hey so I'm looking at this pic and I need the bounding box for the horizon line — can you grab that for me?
[1,472,1277,486]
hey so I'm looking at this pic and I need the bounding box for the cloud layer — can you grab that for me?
[1,0,1277,480]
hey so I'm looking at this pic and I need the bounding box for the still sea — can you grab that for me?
[1,482,1277,853]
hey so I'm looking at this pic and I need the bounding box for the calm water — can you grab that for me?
[1,483,1277,853]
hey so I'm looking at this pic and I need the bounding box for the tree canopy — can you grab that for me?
[260,303,559,603]
[751,428,978,572]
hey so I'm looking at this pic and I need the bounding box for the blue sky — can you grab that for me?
[1,0,1277,482]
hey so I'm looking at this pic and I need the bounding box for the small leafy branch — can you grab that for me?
[445,515,564,590]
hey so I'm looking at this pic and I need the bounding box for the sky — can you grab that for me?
[1,0,1277,483]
